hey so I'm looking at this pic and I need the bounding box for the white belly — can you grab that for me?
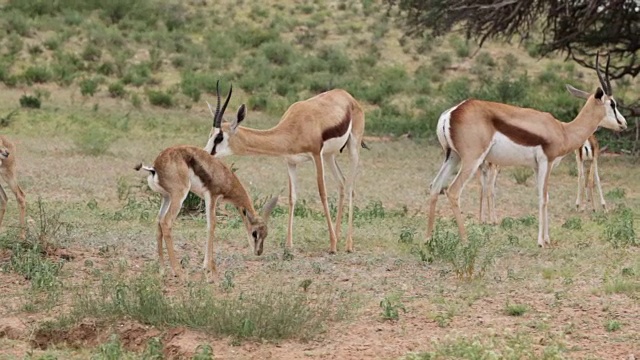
[189,169,206,195]
[485,132,544,168]
[321,122,352,155]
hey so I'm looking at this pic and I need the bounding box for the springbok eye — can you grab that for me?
[252,230,258,239]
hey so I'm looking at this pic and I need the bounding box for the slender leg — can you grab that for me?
[286,162,298,249]
[592,158,607,212]
[203,192,218,274]
[326,154,346,241]
[487,164,499,224]
[445,157,485,241]
[345,138,360,252]
[161,190,189,277]
[575,152,584,211]
[2,176,26,239]
[479,163,488,223]
[313,153,338,253]
[0,185,8,234]
[427,152,461,239]
[536,161,551,247]
[156,195,171,267]
[586,160,596,211]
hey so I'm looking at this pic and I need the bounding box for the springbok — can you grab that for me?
[136,144,278,277]
[428,53,627,247]
[203,83,366,254]
[0,136,26,239]
[575,134,607,212]
[477,134,606,224]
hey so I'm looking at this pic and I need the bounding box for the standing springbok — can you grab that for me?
[203,84,366,254]
[477,134,605,224]
[0,136,26,239]
[135,145,278,277]
[575,134,607,212]
[428,53,627,247]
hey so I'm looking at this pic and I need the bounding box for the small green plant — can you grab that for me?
[605,319,621,332]
[22,66,53,84]
[80,77,100,97]
[380,296,406,321]
[192,344,215,360]
[93,334,125,360]
[399,226,416,244]
[142,336,163,359]
[602,206,637,248]
[220,270,235,293]
[20,94,41,108]
[562,217,582,230]
[505,303,527,316]
[299,279,312,292]
[511,167,533,185]
[606,187,626,199]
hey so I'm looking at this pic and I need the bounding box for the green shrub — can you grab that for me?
[232,25,279,48]
[318,46,351,74]
[22,66,52,84]
[511,167,533,185]
[432,52,452,72]
[108,82,126,98]
[505,303,528,316]
[147,90,174,108]
[19,94,41,109]
[82,43,102,62]
[261,41,295,65]
[602,206,638,248]
[79,77,100,97]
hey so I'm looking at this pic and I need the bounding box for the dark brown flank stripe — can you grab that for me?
[186,154,213,189]
[321,108,351,144]
[491,115,548,147]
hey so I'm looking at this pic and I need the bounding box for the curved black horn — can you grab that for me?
[213,80,222,127]
[595,52,609,96]
[217,83,233,126]
[604,53,612,96]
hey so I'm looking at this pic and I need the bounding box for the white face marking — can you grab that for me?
[204,128,234,158]
[599,98,627,131]
[321,122,352,155]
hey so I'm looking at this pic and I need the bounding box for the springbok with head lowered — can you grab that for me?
[136,144,278,277]
[204,83,366,254]
[428,52,627,247]
[0,136,26,239]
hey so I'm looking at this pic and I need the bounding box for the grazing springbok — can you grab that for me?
[0,136,26,239]
[204,83,366,254]
[135,145,278,277]
[428,53,627,247]
[575,134,607,212]
[477,134,605,224]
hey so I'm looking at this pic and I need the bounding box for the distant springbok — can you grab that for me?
[428,53,626,247]
[0,136,26,239]
[136,143,278,277]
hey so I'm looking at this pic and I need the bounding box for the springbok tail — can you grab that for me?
[134,163,156,176]
[361,141,370,150]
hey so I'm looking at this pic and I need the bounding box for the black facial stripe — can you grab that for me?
[214,132,224,144]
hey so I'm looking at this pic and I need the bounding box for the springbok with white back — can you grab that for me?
[575,134,607,212]
[0,136,26,239]
[136,141,278,277]
[203,83,366,254]
[428,52,627,247]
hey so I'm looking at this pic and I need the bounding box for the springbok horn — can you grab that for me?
[217,83,233,127]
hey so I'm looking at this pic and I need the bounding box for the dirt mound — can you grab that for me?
[31,319,206,359]
[32,319,101,350]
[0,317,27,340]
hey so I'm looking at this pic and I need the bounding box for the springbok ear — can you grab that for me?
[565,84,590,100]
[230,104,246,134]
[594,87,605,101]
[206,101,217,123]
[262,196,279,222]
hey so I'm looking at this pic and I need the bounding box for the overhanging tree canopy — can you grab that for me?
[387,0,640,80]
